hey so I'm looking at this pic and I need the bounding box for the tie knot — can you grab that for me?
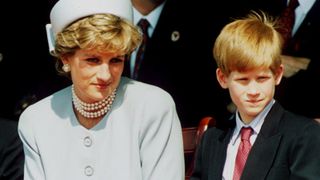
[288,0,299,10]
[138,19,150,33]
[240,127,252,141]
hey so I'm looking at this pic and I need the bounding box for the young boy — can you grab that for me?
[191,11,320,180]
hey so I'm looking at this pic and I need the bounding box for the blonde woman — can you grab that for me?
[18,0,184,179]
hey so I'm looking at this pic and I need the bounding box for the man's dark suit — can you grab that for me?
[275,0,320,119]
[0,118,24,180]
[124,0,232,127]
[191,102,320,180]
[0,0,70,120]
[231,0,320,119]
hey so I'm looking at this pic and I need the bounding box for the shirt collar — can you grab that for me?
[294,0,316,14]
[230,99,275,145]
[133,1,166,31]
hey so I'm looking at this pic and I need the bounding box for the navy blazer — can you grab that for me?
[0,118,24,180]
[123,0,232,127]
[191,102,320,180]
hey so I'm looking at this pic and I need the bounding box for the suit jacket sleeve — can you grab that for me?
[190,129,206,180]
[138,89,185,180]
[18,108,46,180]
[288,120,320,179]
[0,120,24,180]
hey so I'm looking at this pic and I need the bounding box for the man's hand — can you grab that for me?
[281,55,310,78]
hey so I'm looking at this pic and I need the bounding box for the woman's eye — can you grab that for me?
[86,58,100,63]
[110,57,124,63]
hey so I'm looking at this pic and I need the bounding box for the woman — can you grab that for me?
[18,0,184,179]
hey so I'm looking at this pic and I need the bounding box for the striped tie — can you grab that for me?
[233,127,253,180]
[133,19,150,79]
[277,0,299,51]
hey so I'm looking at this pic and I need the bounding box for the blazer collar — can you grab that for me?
[241,101,285,179]
[211,114,236,179]
[211,102,285,179]
[210,129,233,179]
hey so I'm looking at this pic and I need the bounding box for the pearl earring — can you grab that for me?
[62,64,70,72]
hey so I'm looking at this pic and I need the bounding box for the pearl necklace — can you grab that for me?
[72,85,116,119]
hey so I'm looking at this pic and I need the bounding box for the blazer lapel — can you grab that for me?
[241,102,284,180]
[209,127,234,179]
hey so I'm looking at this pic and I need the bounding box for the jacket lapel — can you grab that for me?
[209,127,234,179]
[241,102,284,180]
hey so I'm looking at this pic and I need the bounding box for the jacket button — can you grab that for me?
[84,165,94,176]
[84,136,92,147]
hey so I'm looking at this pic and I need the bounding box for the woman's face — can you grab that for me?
[62,48,125,103]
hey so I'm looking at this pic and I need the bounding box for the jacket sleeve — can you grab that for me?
[18,109,46,180]
[190,128,208,180]
[289,120,320,179]
[139,90,185,180]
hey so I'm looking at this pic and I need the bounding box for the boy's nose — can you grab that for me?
[247,82,259,95]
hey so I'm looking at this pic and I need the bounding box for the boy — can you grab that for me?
[191,11,320,180]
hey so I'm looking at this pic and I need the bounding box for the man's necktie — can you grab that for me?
[277,0,299,50]
[233,127,253,180]
[133,19,150,79]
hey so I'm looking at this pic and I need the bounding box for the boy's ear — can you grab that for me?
[275,64,284,85]
[216,68,228,89]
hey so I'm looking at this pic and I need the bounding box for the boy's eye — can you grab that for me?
[257,76,270,82]
[237,78,248,82]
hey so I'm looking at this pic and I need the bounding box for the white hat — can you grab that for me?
[46,0,133,55]
[50,0,133,35]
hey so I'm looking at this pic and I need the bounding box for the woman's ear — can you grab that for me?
[216,68,228,89]
[61,54,70,65]
[275,64,284,85]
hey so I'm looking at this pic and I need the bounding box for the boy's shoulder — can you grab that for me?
[280,109,320,134]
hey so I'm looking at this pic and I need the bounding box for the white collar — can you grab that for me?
[230,99,275,145]
[133,2,166,30]
[294,0,316,13]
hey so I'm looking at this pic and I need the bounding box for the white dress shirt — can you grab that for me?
[129,2,166,76]
[292,0,316,35]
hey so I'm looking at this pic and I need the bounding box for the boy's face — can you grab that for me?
[216,66,283,123]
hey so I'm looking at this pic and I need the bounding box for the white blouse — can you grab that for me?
[18,77,184,180]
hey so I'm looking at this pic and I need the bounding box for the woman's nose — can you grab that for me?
[96,64,111,81]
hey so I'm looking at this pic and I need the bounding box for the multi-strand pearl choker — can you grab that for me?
[72,85,116,119]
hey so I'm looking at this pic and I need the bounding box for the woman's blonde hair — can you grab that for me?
[213,11,283,76]
[53,13,142,74]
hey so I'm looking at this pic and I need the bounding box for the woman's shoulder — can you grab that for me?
[18,86,72,136]
[120,77,174,101]
[19,86,72,122]
[24,86,71,111]
[117,77,176,113]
